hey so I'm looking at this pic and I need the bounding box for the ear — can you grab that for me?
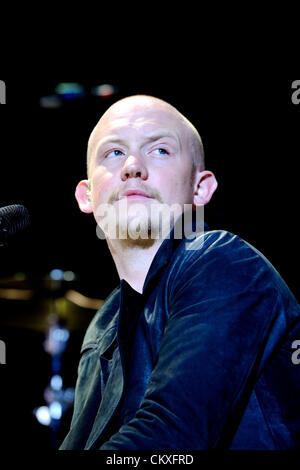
[193,170,218,207]
[75,180,93,213]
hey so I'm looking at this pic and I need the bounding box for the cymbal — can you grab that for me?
[0,277,104,332]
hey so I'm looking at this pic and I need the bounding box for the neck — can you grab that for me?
[107,237,164,294]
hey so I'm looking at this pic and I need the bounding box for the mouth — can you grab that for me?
[118,189,154,200]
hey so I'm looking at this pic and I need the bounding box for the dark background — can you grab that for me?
[0,76,299,450]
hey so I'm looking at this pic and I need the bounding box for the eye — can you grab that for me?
[151,148,169,156]
[106,149,124,158]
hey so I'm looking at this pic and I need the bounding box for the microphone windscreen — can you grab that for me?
[0,205,31,236]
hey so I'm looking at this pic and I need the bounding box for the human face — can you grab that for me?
[87,100,196,240]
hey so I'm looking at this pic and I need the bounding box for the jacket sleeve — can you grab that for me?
[100,232,285,449]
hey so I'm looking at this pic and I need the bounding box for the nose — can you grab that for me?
[121,154,148,181]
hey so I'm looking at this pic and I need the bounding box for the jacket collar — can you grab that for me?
[142,208,209,294]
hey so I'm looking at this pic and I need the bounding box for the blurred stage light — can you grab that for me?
[50,374,63,391]
[52,326,70,343]
[35,406,51,426]
[55,82,85,100]
[50,269,64,281]
[63,270,76,282]
[39,94,62,109]
[91,83,116,98]
[49,401,62,420]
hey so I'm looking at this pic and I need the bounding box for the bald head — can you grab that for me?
[86,95,205,177]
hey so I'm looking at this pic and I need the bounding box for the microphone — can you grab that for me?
[0,204,31,246]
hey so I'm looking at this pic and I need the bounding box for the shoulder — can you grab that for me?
[171,228,268,274]
[167,229,293,303]
[181,229,269,265]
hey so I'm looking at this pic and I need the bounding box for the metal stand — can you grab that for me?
[34,313,74,448]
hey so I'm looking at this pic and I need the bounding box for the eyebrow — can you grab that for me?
[145,133,179,145]
[94,132,180,157]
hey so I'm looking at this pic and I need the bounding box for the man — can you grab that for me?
[60,95,300,450]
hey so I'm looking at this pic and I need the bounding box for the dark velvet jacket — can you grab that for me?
[60,219,300,450]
